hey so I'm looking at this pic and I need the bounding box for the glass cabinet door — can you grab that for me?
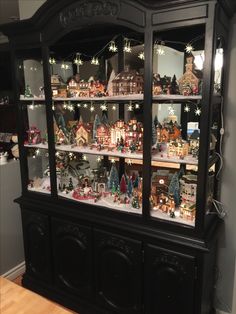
[48,26,145,215]
[16,48,51,195]
[149,24,211,228]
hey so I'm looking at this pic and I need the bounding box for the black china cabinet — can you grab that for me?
[1,1,235,313]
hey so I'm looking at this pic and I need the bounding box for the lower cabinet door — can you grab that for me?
[145,244,196,314]
[52,218,92,298]
[21,209,52,283]
[95,230,142,314]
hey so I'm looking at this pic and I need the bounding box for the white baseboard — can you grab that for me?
[2,261,25,281]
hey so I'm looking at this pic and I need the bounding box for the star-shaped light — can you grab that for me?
[77,103,81,108]
[135,103,140,109]
[138,52,145,60]
[63,103,67,109]
[90,105,95,112]
[74,53,83,65]
[185,44,194,54]
[100,103,107,111]
[68,105,74,112]
[123,38,132,53]
[111,158,116,163]
[29,104,34,110]
[112,105,116,111]
[91,57,99,65]
[82,155,87,161]
[109,41,118,52]
[52,105,55,111]
[195,107,201,116]
[155,43,165,56]
[49,57,56,65]
[127,159,132,165]
[83,103,88,108]
[35,149,40,155]
[127,104,133,111]
[96,156,102,162]
[184,105,190,112]
[168,106,175,115]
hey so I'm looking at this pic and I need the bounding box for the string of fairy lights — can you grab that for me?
[47,34,203,68]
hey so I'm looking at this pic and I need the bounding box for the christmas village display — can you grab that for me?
[47,53,202,99]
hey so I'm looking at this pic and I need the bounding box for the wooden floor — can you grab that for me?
[0,276,77,314]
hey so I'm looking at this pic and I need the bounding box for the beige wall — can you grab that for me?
[216,14,236,314]
[18,0,46,20]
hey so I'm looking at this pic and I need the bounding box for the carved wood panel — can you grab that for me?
[21,209,52,283]
[95,230,142,314]
[52,218,92,298]
[145,244,196,314]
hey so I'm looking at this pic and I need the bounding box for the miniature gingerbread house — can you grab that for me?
[178,54,202,96]
[112,66,144,96]
[157,120,182,143]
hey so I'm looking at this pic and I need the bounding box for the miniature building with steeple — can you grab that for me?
[178,54,202,95]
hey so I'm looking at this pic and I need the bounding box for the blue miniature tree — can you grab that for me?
[108,164,119,190]
[133,175,139,189]
[168,172,180,206]
[127,178,133,197]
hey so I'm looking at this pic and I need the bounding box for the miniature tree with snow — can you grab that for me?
[120,174,127,194]
[101,112,109,125]
[108,164,119,190]
[154,115,159,128]
[68,178,74,191]
[93,114,101,140]
[168,172,180,206]
[170,74,179,95]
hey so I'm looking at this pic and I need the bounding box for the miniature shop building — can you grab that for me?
[180,203,196,221]
[180,174,197,204]
[157,121,182,143]
[112,67,144,95]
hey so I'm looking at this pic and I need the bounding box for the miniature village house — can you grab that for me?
[167,140,189,158]
[51,74,67,97]
[178,54,202,95]
[75,122,92,146]
[179,174,197,205]
[125,119,143,149]
[96,124,110,146]
[157,120,181,143]
[112,66,144,96]
[110,120,126,145]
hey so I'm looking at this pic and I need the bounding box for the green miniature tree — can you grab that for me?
[108,164,119,190]
[127,178,133,197]
[24,84,33,98]
[168,173,180,206]
[132,195,140,209]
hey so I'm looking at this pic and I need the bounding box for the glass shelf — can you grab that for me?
[19,94,202,102]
